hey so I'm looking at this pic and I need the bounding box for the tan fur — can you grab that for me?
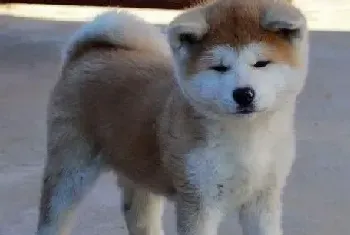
[50,47,176,194]
[185,0,298,75]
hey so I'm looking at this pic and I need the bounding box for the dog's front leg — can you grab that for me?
[238,187,282,235]
[176,193,223,235]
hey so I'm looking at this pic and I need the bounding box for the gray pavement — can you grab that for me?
[0,4,350,235]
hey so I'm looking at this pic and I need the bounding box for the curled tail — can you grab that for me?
[62,10,170,63]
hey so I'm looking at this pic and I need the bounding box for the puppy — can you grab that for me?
[36,0,309,235]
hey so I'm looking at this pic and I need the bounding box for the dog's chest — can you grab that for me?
[184,129,272,204]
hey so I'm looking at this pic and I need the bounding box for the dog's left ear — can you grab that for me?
[261,3,306,42]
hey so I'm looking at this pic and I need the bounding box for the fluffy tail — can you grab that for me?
[62,10,170,63]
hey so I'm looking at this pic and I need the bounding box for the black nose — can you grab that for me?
[232,87,255,107]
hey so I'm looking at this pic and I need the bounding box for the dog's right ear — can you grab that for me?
[167,10,208,51]
[167,23,207,49]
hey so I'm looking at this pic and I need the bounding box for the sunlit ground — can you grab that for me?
[1,3,350,31]
[0,4,180,25]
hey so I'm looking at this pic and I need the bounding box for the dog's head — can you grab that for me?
[168,0,309,118]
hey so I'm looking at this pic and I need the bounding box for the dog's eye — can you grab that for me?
[252,60,271,68]
[179,33,198,45]
[210,65,230,72]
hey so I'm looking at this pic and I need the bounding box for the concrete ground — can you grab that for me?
[0,2,349,235]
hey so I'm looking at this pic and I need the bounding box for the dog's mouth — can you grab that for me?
[235,106,255,115]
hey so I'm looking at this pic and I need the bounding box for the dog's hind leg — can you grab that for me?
[36,132,102,235]
[176,193,224,235]
[119,182,164,235]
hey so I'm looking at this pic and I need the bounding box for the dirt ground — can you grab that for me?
[0,2,349,235]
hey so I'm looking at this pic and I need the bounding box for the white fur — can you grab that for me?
[122,188,165,235]
[171,42,306,117]
[172,108,296,235]
[36,156,103,235]
[62,10,170,63]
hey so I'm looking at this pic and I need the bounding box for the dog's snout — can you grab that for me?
[232,87,255,107]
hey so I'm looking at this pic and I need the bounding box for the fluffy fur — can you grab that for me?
[63,10,170,62]
[36,1,309,235]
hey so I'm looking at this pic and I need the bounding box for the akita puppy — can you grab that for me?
[36,0,309,235]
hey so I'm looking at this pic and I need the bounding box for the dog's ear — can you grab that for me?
[167,23,207,49]
[167,10,208,50]
[261,3,306,42]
